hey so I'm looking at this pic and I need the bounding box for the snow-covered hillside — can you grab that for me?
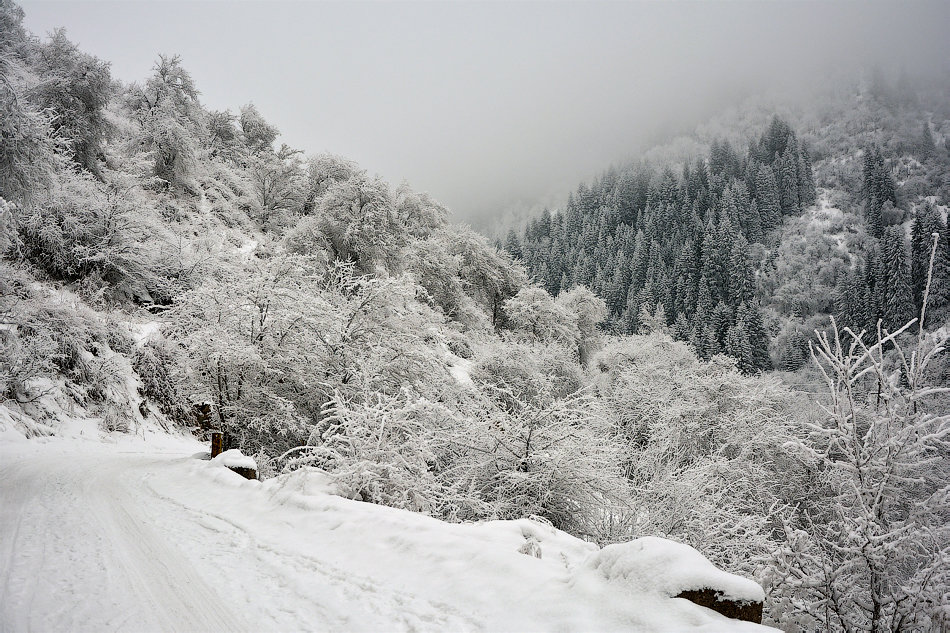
[0,424,771,632]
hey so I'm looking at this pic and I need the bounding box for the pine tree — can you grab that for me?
[879,226,914,332]
[918,121,936,157]
[504,229,523,260]
[866,197,884,239]
[673,312,690,341]
[700,223,725,304]
[782,330,807,371]
[724,325,755,374]
[700,322,720,359]
[736,301,771,371]
[728,237,755,306]
[745,199,763,244]
[778,145,800,214]
[711,301,733,343]
[797,146,817,207]
[833,266,872,334]
[755,165,781,233]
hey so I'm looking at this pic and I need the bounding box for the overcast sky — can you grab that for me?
[19,1,950,222]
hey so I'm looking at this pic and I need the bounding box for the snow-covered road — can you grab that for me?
[1,450,248,632]
[0,434,773,632]
[0,445,476,632]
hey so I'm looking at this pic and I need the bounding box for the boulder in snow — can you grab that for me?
[675,587,763,623]
[581,536,764,623]
[210,449,258,480]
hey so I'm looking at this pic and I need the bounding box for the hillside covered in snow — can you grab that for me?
[1,1,949,631]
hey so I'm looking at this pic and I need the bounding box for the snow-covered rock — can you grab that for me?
[580,536,764,603]
[210,448,258,471]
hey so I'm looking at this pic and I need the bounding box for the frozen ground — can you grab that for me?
[0,426,774,632]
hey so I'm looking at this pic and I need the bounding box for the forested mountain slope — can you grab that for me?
[1,2,948,630]
[507,82,950,373]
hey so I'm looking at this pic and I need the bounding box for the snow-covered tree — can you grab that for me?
[504,287,579,346]
[771,237,950,632]
[555,285,607,364]
[126,55,205,192]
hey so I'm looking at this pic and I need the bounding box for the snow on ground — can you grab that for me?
[448,356,474,386]
[1,425,775,632]
[238,238,259,256]
[127,320,162,346]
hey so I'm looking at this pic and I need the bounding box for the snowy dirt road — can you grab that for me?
[0,436,773,633]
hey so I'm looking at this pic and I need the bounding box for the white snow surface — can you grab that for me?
[0,427,775,632]
[127,320,162,346]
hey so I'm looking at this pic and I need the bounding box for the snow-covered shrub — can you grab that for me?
[168,256,453,457]
[0,267,59,398]
[503,287,579,346]
[769,297,950,631]
[471,339,584,409]
[404,234,465,318]
[456,382,628,539]
[14,169,177,306]
[594,333,803,575]
[295,388,462,514]
[132,338,190,425]
[0,71,59,206]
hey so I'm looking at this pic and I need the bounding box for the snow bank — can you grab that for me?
[579,536,765,603]
[128,320,161,346]
[186,460,771,631]
[448,357,474,386]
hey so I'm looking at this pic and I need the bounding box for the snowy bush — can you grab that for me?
[768,307,950,631]
[458,385,628,539]
[132,338,190,424]
[594,333,802,575]
[292,388,463,515]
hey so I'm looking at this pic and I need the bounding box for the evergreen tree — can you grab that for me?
[711,301,733,343]
[673,312,690,341]
[797,146,817,207]
[866,198,884,239]
[778,145,800,214]
[728,237,755,306]
[724,325,754,374]
[918,121,936,157]
[736,301,771,371]
[700,322,720,359]
[933,223,950,325]
[782,330,807,372]
[755,165,781,233]
[879,226,914,332]
[504,228,523,260]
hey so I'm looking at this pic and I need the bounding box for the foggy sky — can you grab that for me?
[19,1,950,223]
